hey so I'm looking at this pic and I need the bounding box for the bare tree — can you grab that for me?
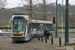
[0,0,7,27]
[0,0,7,9]
[69,15,75,26]
[21,0,37,18]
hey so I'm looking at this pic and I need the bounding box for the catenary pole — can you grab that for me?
[55,0,58,37]
[65,0,69,44]
[61,0,63,37]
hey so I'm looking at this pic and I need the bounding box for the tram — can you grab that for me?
[10,14,54,41]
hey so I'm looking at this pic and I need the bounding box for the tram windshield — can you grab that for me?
[13,20,24,32]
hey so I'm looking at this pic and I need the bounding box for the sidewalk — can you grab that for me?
[40,36,75,50]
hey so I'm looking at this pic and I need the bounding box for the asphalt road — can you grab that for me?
[0,36,56,50]
[1,31,75,50]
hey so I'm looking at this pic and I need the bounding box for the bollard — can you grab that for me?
[59,38,61,46]
[39,35,40,41]
[45,36,47,43]
[41,36,43,42]
[51,37,53,44]
[38,35,39,40]
[38,35,40,41]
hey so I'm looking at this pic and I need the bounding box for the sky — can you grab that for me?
[5,0,75,9]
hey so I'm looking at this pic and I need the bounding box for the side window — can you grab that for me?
[24,20,26,31]
[37,24,44,31]
[2,30,5,32]
[50,24,54,31]
[5,30,9,32]
[28,23,31,33]
[37,24,40,31]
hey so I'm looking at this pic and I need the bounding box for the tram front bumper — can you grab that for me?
[11,36,26,41]
[11,36,25,38]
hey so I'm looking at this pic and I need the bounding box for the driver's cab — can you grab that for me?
[10,14,30,37]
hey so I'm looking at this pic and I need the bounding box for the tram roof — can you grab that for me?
[10,14,30,21]
[30,19,54,24]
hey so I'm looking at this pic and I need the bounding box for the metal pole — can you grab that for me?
[65,0,69,44]
[62,0,63,37]
[41,36,43,42]
[38,35,40,41]
[55,0,58,37]
[59,38,61,46]
[45,36,47,43]
[51,37,53,44]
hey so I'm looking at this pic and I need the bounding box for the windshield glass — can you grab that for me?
[13,20,25,32]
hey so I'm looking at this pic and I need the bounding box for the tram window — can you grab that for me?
[13,20,24,32]
[30,23,37,31]
[28,24,30,33]
[37,24,40,31]
[37,24,44,31]
[14,17,23,19]
[28,23,33,33]
[43,24,50,30]
[37,24,54,31]
[33,23,36,28]
[50,24,54,31]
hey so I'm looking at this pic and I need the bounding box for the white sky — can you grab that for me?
[5,0,75,9]
[5,0,22,8]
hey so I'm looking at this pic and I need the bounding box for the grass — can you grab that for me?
[53,37,59,38]
[66,43,75,46]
